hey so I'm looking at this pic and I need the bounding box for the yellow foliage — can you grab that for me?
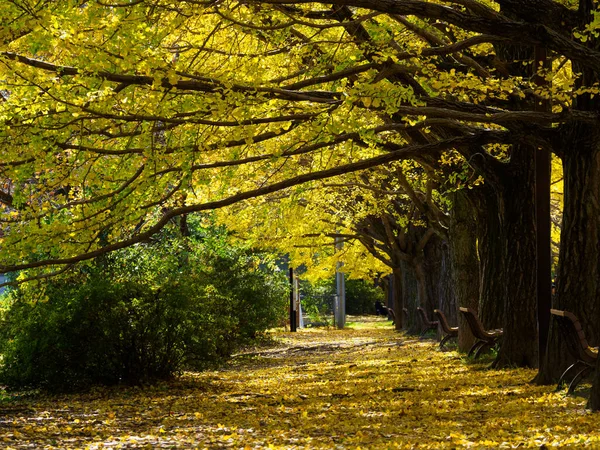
[0,0,581,280]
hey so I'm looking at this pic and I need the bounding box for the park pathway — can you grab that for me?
[0,317,598,448]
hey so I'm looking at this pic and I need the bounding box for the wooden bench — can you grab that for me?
[417,307,439,337]
[434,309,458,349]
[387,307,396,325]
[459,307,503,359]
[550,309,598,394]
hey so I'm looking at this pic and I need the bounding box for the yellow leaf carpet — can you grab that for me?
[0,317,597,449]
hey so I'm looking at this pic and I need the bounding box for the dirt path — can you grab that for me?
[0,318,598,448]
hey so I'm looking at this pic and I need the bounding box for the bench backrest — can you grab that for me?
[387,308,397,322]
[550,309,596,363]
[417,307,431,326]
[459,307,495,341]
[434,309,456,334]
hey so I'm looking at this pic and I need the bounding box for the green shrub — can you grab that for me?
[198,247,288,340]
[0,229,288,392]
[345,279,385,315]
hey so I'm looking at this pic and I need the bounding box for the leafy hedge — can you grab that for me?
[0,230,288,392]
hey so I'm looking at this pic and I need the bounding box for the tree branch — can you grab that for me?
[0,132,502,274]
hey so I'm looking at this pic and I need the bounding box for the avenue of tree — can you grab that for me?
[1,0,600,407]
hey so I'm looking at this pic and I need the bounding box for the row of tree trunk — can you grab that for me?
[339,0,600,408]
[375,137,600,405]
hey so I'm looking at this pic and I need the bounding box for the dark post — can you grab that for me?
[534,45,551,368]
[334,235,345,329]
[289,267,297,332]
[387,273,394,309]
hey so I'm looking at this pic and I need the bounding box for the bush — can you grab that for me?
[299,279,334,316]
[345,279,385,315]
[0,230,288,392]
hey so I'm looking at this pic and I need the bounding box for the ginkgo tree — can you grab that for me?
[3,0,600,407]
[218,160,457,331]
[0,0,431,276]
[218,145,496,350]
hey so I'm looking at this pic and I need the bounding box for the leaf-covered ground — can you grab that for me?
[1,317,599,449]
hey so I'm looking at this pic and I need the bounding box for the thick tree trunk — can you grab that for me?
[482,6,538,368]
[566,1,600,409]
[439,241,458,324]
[413,258,430,330]
[539,123,600,391]
[422,235,453,340]
[449,189,479,352]
[472,186,505,330]
[401,260,420,335]
[495,143,539,368]
[392,267,404,331]
[423,234,445,314]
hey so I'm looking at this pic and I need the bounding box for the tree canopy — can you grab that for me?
[0,0,586,278]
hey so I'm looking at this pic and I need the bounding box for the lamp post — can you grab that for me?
[289,267,297,332]
[334,235,346,329]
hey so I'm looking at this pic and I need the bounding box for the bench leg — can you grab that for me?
[490,354,500,369]
[467,342,478,358]
[556,362,582,392]
[439,334,452,350]
[567,364,593,395]
[468,340,485,358]
[474,341,494,359]
[420,327,432,338]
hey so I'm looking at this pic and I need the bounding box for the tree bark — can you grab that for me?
[538,0,600,387]
[486,24,538,368]
[439,240,458,324]
[572,119,600,412]
[472,185,505,330]
[495,143,539,368]
[401,260,420,335]
[539,122,600,390]
[422,234,452,340]
[392,267,404,331]
[423,234,445,314]
[413,257,430,332]
[449,189,480,352]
